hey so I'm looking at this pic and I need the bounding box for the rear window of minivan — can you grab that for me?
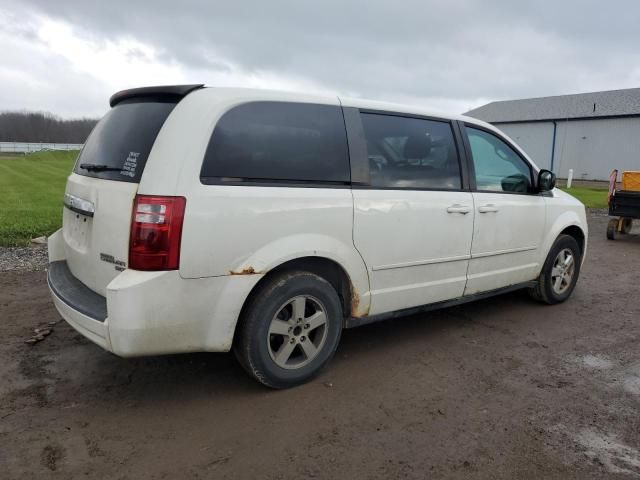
[200,102,350,185]
[73,99,177,183]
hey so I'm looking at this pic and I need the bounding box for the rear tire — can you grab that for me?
[529,234,581,305]
[233,271,343,389]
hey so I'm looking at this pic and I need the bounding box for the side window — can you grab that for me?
[360,113,461,190]
[201,102,350,184]
[465,127,532,193]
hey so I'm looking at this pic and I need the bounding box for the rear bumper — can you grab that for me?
[48,261,107,321]
[49,274,112,351]
[47,231,263,357]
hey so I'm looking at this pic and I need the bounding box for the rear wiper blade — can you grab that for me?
[79,163,122,172]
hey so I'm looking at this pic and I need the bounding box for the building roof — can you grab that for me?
[464,87,640,123]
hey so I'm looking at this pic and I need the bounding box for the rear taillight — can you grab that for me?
[129,195,186,271]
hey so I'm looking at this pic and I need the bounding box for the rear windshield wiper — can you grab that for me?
[79,163,122,172]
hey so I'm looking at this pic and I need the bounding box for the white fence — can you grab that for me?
[0,142,83,153]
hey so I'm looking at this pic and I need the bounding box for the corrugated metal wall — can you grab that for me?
[495,118,640,180]
[554,118,640,180]
[497,122,554,170]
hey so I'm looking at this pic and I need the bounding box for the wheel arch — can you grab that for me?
[539,209,587,269]
[236,256,362,329]
[559,225,586,257]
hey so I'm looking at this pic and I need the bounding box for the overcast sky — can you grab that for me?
[2,0,640,118]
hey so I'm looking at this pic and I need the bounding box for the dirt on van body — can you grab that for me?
[1,211,640,479]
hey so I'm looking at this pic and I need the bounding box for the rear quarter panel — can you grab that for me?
[140,88,371,314]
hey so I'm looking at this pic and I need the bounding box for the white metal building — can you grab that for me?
[465,88,640,181]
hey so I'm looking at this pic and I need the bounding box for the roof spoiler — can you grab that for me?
[109,84,204,107]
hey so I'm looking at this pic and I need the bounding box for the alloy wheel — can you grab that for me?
[267,295,328,369]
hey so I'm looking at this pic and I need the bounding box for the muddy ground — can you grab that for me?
[1,212,639,479]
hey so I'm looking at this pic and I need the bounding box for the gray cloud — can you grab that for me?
[3,0,640,117]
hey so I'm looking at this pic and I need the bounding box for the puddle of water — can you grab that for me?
[576,429,640,477]
[623,376,640,396]
[580,354,614,370]
[627,363,640,377]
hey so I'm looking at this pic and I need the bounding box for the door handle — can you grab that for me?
[446,204,471,214]
[478,204,499,213]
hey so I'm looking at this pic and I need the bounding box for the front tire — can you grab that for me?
[529,234,581,304]
[233,271,343,389]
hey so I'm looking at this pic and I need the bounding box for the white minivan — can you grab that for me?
[48,85,588,388]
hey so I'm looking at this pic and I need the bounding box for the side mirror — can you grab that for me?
[538,169,556,192]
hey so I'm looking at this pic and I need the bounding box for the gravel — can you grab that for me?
[0,244,48,272]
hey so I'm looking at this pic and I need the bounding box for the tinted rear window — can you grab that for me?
[200,102,350,184]
[74,99,176,182]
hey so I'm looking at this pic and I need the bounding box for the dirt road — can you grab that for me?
[1,212,639,479]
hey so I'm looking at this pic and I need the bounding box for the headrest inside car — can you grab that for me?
[404,133,432,159]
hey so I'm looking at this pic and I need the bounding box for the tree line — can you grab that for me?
[0,111,98,144]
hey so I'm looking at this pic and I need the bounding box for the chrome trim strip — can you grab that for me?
[471,246,537,259]
[371,245,537,272]
[465,262,539,281]
[63,193,95,217]
[372,254,471,271]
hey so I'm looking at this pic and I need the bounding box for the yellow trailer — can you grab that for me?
[621,171,640,192]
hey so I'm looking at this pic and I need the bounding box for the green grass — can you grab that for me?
[0,150,78,246]
[559,186,609,209]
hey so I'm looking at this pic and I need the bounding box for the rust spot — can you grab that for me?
[229,266,258,275]
[350,286,369,318]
